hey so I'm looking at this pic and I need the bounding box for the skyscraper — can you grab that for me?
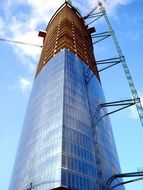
[9,2,124,190]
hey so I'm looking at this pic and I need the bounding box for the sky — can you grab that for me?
[0,0,143,189]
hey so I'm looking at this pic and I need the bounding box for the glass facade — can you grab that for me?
[9,49,124,190]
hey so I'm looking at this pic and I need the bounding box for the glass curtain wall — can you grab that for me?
[9,49,124,190]
[9,50,65,190]
[61,49,124,190]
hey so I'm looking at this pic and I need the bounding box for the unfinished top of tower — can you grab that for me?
[36,1,99,80]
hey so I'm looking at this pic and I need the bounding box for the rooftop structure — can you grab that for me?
[36,2,99,80]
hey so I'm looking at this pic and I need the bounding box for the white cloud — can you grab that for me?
[15,52,37,72]
[7,76,33,96]
[1,0,66,71]
[26,0,64,16]
[19,77,32,95]
[82,0,133,16]
[11,29,42,63]
[105,0,133,15]
[0,18,4,35]
[1,0,133,72]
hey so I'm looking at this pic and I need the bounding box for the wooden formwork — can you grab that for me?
[36,2,99,80]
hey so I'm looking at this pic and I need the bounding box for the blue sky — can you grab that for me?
[0,0,143,189]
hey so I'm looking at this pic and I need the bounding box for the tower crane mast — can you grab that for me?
[84,0,105,19]
[84,1,143,127]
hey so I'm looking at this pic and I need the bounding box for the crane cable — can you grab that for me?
[0,38,42,48]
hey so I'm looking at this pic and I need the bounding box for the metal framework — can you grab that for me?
[26,181,62,190]
[106,171,143,190]
[84,1,143,128]
[92,31,111,44]
[94,98,139,126]
[97,56,124,72]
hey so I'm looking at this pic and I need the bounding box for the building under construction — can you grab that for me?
[9,2,129,190]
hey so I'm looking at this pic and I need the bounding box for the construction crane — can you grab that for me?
[0,38,42,48]
[83,0,106,19]
[0,1,143,127]
[84,1,143,127]
[83,0,105,19]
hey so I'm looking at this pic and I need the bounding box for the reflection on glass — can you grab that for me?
[9,49,124,190]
